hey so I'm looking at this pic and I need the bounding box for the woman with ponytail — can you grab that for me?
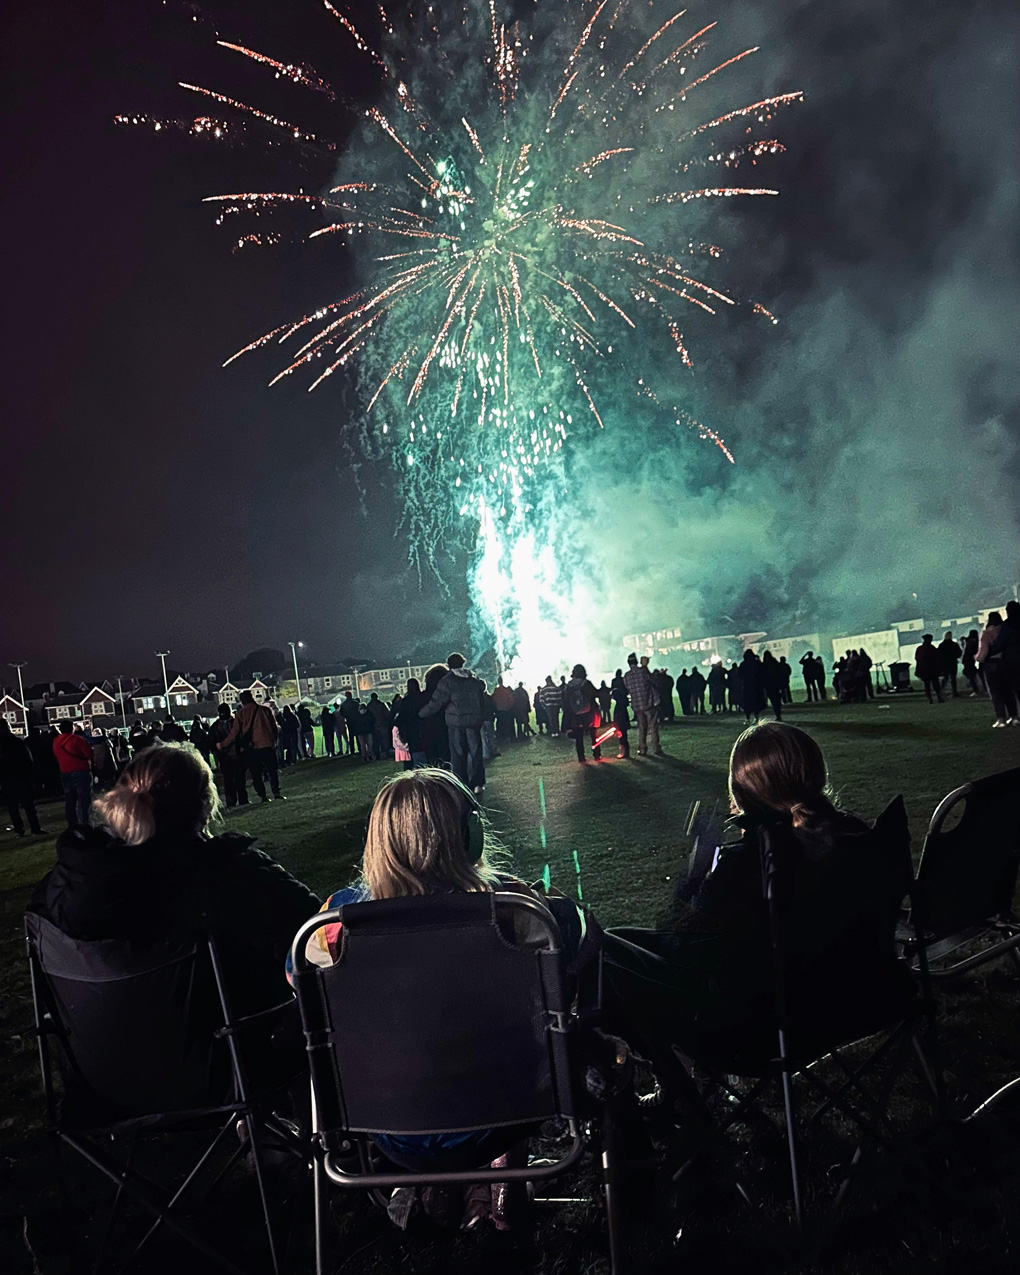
[28,743,320,1023]
[602,722,905,1077]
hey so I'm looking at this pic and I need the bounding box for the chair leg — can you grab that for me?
[313,1140,328,1275]
[601,1101,624,1275]
[780,1068,804,1237]
[244,1112,282,1275]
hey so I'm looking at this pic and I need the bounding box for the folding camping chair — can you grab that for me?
[25,911,304,1274]
[289,891,624,1275]
[900,766,1020,980]
[678,799,943,1245]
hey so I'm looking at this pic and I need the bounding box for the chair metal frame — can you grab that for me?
[678,821,945,1247]
[25,912,304,1275]
[289,891,622,1274]
[901,769,1020,981]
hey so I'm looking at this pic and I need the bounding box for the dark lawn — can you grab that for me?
[1,692,1018,1272]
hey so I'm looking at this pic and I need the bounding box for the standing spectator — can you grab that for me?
[978,611,1015,726]
[113,732,131,770]
[799,651,817,703]
[320,704,337,757]
[53,722,93,827]
[562,664,602,763]
[612,677,631,758]
[857,648,874,700]
[355,701,377,760]
[538,676,562,736]
[338,690,360,755]
[812,655,828,701]
[297,703,316,758]
[1,720,44,837]
[760,652,785,721]
[481,682,499,763]
[937,632,962,699]
[689,668,708,715]
[623,652,661,756]
[394,677,428,767]
[596,681,613,727]
[707,661,727,713]
[962,630,981,696]
[513,682,534,737]
[987,600,1020,724]
[778,656,793,704]
[914,635,944,704]
[738,650,766,722]
[280,706,300,766]
[675,669,691,716]
[188,718,211,764]
[129,722,150,754]
[90,728,118,789]
[534,687,548,735]
[217,690,283,802]
[419,653,486,792]
[652,669,672,722]
[419,664,451,768]
[727,663,743,713]
[207,703,249,808]
[492,678,516,741]
[368,693,392,759]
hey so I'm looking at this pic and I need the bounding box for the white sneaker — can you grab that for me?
[1009,718,1020,727]
[992,719,1007,728]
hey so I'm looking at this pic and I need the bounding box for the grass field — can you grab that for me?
[1,692,1018,1272]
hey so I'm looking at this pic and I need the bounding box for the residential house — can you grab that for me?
[23,681,79,712]
[44,686,118,728]
[166,676,200,711]
[0,694,28,737]
[300,665,356,702]
[218,681,242,706]
[131,683,168,715]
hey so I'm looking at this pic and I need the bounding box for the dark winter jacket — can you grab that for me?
[27,826,320,1018]
[420,668,486,729]
[0,731,34,786]
[989,614,1020,665]
[394,691,426,750]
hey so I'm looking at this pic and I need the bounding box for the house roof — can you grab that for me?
[167,676,198,693]
[132,683,167,699]
[44,695,86,710]
[81,685,115,701]
[0,694,26,711]
[24,681,79,700]
[303,664,354,678]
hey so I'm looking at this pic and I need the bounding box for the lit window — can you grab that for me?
[56,706,70,718]
[3,711,16,723]
[92,702,107,714]
[174,694,190,706]
[323,677,332,688]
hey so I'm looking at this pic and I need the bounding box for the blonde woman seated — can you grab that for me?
[602,723,910,1071]
[291,768,592,1191]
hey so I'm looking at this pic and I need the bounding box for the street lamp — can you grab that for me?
[156,651,172,719]
[116,676,129,731]
[288,641,304,703]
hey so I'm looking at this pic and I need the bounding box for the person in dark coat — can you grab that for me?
[297,704,316,758]
[188,719,211,764]
[961,630,981,696]
[612,678,631,759]
[688,668,707,715]
[26,743,320,1078]
[760,651,784,721]
[707,661,727,713]
[206,703,249,807]
[937,632,962,699]
[988,599,1020,716]
[354,702,377,760]
[1,720,44,836]
[420,654,486,791]
[597,681,613,727]
[914,635,944,703]
[367,693,392,759]
[778,656,793,704]
[418,664,451,768]
[562,664,602,762]
[394,678,427,767]
[601,723,911,1078]
[727,663,742,713]
[738,650,766,722]
[533,688,548,734]
[812,655,828,701]
[675,669,691,716]
[320,704,337,757]
[279,706,300,767]
[513,683,534,737]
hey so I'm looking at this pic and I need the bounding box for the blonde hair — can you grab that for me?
[93,743,220,845]
[728,722,835,828]
[362,768,501,899]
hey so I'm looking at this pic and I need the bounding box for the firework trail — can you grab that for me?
[127,1,798,637]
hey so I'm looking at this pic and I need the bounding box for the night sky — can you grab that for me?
[3,0,1017,683]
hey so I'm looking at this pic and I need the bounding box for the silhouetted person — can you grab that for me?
[962,630,981,696]
[218,690,283,801]
[418,664,451,767]
[739,650,766,722]
[420,653,486,791]
[707,662,726,713]
[538,676,562,736]
[208,702,249,807]
[914,634,944,703]
[778,656,793,704]
[597,680,613,725]
[988,600,1020,721]
[760,651,784,720]
[492,678,515,741]
[799,651,818,702]
[938,632,962,698]
[0,720,44,837]
[676,668,691,716]
[688,668,707,714]
[563,664,601,762]
[320,703,337,757]
[368,693,391,758]
[624,652,661,755]
[513,682,533,737]
[394,678,427,767]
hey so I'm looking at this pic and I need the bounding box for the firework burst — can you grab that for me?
[127,1,799,567]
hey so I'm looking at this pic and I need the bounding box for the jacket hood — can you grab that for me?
[450,668,473,678]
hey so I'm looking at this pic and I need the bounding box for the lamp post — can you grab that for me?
[116,677,129,730]
[288,641,304,703]
[156,651,172,720]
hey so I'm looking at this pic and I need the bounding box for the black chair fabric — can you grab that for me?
[304,892,567,1135]
[25,912,229,1124]
[913,766,1020,939]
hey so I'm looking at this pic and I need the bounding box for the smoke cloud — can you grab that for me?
[468,0,1019,674]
